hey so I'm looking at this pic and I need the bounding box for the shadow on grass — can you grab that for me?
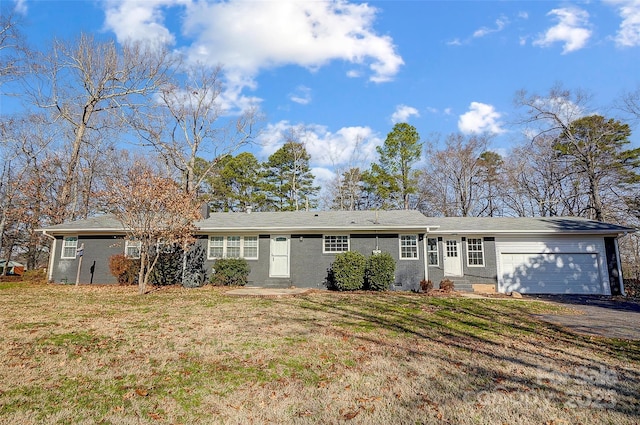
[281,293,640,417]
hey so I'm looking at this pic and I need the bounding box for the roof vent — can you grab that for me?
[246,205,252,214]
[314,213,319,217]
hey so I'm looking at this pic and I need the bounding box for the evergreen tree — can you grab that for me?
[555,115,640,221]
[263,141,319,211]
[364,123,422,209]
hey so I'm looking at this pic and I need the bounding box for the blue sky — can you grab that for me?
[6,0,640,184]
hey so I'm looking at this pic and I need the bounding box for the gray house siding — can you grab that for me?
[50,235,124,284]
[199,232,425,290]
[428,236,498,289]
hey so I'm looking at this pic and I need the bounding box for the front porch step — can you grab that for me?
[262,278,293,289]
[441,279,474,292]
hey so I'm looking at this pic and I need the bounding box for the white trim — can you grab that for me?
[61,236,78,259]
[47,236,56,281]
[207,235,259,260]
[399,234,419,260]
[466,237,485,267]
[322,234,350,254]
[269,235,290,278]
[124,240,141,259]
[427,237,439,266]
[495,236,609,295]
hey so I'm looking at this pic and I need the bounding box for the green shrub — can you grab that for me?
[365,252,396,291]
[108,254,140,285]
[328,251,366,291]
[210,258,250,286]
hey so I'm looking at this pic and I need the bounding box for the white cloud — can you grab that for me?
[533,7,592,54]
[473,16,509,38]
[458,102,505,135]
[391,105,420,124]
[102,0,403,111]
[289,86,312,105]
[13,0,27,14]
[103,0,181,47]
[606,0,640,47]
[181,1,403,84]
[257,121,382,169]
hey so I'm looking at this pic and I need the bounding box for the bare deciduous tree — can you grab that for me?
[133,64,259,195]
[23,33,174,221]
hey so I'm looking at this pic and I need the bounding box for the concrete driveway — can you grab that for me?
[527,295,640,340]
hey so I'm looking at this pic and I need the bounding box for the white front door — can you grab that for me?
[443,237,463,276]
[270,235,290,278]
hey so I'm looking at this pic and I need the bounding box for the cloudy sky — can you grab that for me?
[7,0,640,183]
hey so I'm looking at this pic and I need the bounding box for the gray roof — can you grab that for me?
[196,210,432,232]
[426,216,635,235]
[38,211,634,235]
[39,214,126,234]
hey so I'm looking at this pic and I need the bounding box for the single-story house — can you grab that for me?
[39,210,634,295]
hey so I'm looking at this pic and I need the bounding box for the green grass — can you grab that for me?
[0,284,638,424]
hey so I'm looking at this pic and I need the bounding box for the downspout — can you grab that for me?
[615,234,626,297]
[41,230,56,282]
[422,227,430,289]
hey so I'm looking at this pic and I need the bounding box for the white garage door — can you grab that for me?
[499,252,603,294]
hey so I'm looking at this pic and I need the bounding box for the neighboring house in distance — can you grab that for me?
[39,210,634,295]
[0,260,25,276]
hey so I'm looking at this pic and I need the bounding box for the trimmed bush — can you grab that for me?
[439,278,455,292]
[328,251,366,291]
[109,254,140,285]
[365,252,396,291]
[210,258,250,286]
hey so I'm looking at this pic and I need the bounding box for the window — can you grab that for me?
[427,238,438,266]
[446,240,458,258]
[208,236,258,259]
[467,238,484,266]
[125,240,141,259]
[400,235,418,259]
[323,235,349,253]
[61,236,78,259]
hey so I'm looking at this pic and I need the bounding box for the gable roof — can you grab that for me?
[38,214,126,234]
[426,216,635,235]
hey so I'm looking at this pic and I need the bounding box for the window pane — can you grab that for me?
[243,236,258,259]
[324,235,348,253]
[427,238,438,265]
[125,240,141,259]
[466,238,484,266]
[400,235,418,259]
[62,237,78,258]
[227,236,241,258]
[209,236,224,258]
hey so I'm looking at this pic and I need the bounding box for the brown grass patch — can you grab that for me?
[0,284,638,424]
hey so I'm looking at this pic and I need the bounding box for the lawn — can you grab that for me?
[1,283,639,424]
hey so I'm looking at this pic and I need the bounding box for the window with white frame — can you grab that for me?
[323,235,349,253]
[208,236,258,259]
[125,240,141,259]
[400,235,418,259]
[427,238,438,266]
[61,236,78,259]
[466,238,484,266]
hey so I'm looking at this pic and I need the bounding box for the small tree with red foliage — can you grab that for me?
[99,162,201,294]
